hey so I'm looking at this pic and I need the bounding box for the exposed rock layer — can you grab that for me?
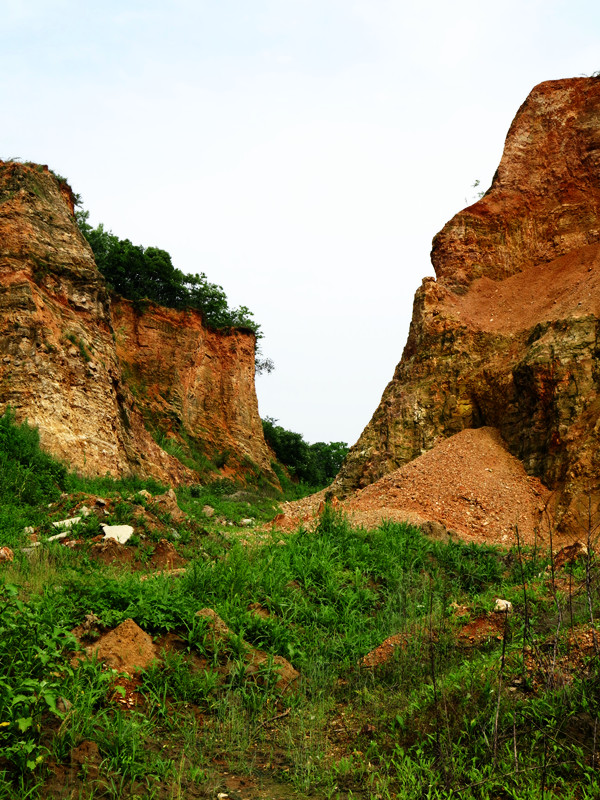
[0,161,274,485]
[112,298,277,483]
[334,78,600,530]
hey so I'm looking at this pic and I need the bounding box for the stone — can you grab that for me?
[239,518,254,526]
[153,489,187,523]
[0,546,14,562]
[202,505,215,517]
[493,599,513,613]
[194,608,299,693]
[554,541,588,570]
[86,618,159,675]
[420,520,450,542]
[52,516,82,530]
[47,531,69,542]
[101,524,134,544]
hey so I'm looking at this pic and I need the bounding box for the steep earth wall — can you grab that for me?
[334,77,600,529]
[111,298,277,483]
[0,161,275,486]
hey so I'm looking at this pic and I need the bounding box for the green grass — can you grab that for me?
[1,410,600,799]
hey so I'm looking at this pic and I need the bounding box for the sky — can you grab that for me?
[2,0,599,445]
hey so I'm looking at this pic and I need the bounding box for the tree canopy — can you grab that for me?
[77,211,260,336]
[262,417,348,488]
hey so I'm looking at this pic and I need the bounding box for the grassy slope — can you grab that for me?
[1,412,600,799]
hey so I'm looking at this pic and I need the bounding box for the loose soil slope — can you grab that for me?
[279,427,554,547]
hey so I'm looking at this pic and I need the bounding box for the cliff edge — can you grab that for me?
[0,161,276,486]
[333,77,600,531]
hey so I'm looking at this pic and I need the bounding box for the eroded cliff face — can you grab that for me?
[334,78,600,528]
[111,298,277,484]
[0,161,275,486]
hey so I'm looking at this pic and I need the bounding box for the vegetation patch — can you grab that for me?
[1,412,600,799]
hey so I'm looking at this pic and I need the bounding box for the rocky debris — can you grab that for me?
[151,538,186,569]
[450,602,470,617]
[196,607,233,640]
[71,613,102,641]
[100,524,134,544]
[153,488,187,523]
[46,531,70,542]
[0,546,14,562]
[203,504,215,517]
[493,599,513,613]
[195,608,300,693]
[554,541,588,570]
[69,740,100,781]
[90,537,135,566]
[247,602,271,619]
[86,618,159,675]
[420,520,454,542]
[281,427,551,548]
[457,614,505,646]
[245,650,300,693]
[52,516,83,530]
[330,78,600,538]
[359,633,408,669]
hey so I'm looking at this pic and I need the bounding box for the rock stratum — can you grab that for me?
[334,77,600,534]
[0,160,276,485]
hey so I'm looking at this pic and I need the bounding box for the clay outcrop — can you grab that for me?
[0,161,275,486]
[334,77,600,531]
[112,297,276,482]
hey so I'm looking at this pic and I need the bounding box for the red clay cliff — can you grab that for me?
[334,77,600,533]
[0,161,276,486]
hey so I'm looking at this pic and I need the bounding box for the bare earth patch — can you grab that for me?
[279,427,557,549]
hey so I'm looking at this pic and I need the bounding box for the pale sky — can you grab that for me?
[2,1,599,445]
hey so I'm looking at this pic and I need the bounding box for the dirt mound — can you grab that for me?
[342,427,551,547]
[87,618,159,675]
[280,427,555,548]
[151,538,186,569]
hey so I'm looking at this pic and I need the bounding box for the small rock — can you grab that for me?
[95,497,107,507]
[421,520,450,542]
[493,598,513,613]
[101,524,134,544]
[0,546,14,562]
[23,526,35,536]
[154,489,187,522]
[554,541,588,570]
[47,531,69,542]
[78,506,92,517]
[240,518,254,527]
[202,505,215,518]
[137,489,153,501]
[53,516,82,530]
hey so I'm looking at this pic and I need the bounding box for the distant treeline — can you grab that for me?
[262,417,348,488]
